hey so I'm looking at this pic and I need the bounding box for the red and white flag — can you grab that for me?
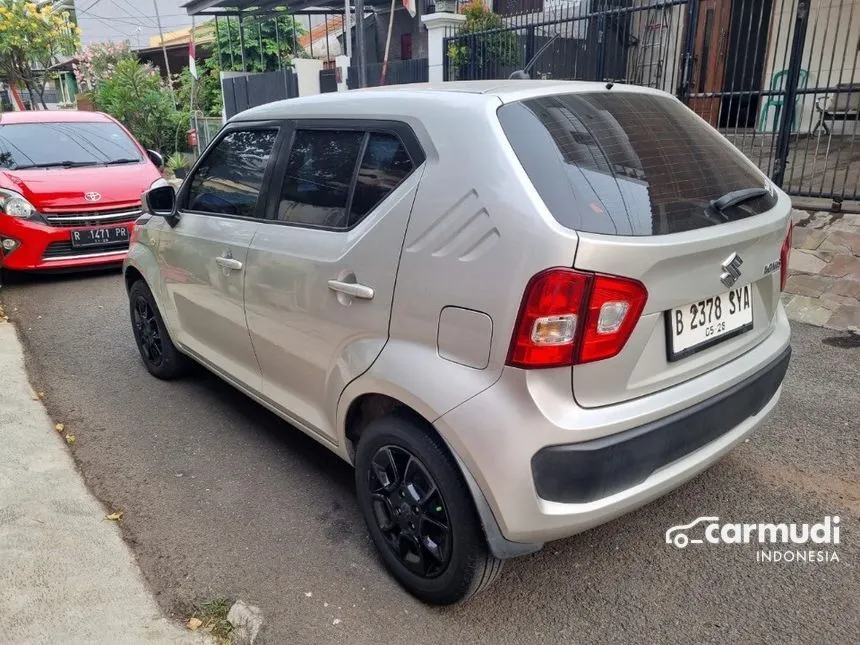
[189,40,198,79]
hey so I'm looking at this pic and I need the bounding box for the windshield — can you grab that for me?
[0,122,143,170]
[497,92,778,236]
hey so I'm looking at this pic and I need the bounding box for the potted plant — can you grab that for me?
[166,152,189,180]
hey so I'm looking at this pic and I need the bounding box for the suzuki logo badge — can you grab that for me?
[720,252,744,288]
[84,192,101,202]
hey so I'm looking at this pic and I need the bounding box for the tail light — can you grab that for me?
[506,268,648,369]
[780,220,794,292]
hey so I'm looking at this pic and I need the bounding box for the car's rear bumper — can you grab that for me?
[436,305,792,546]
[531,346,791,504]
[0,215,132,271]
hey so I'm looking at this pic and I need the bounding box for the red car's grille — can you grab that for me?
[42,207,142,228]
[42,240,129,260]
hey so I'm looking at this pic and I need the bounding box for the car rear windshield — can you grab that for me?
[0,122,142,170]
[497,91,778,236]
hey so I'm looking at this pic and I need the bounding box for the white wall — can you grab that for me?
[293,58,324,96]
[760,0,860,132]
[508,0,591,40]
[306,34,344,60]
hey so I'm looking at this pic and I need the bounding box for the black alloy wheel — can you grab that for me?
[133,295,163,367]
[128,280,191,380]
[367,445,452,578]
[355,414,503,605]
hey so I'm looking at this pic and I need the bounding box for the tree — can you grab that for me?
[215,13,305,73]
[94,58,186,154]
[73,41,135,93]
[446,0,521,81]
[0,0,79,108]
[176,56,223,118]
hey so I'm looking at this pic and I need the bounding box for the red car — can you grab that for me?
[0,110,165,271]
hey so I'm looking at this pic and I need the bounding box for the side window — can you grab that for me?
[349,133,414,226]
[185,129,278,218]
[278,128,415,230]
[278,129,364,229]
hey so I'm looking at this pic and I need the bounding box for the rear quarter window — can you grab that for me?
[497,92,778,236]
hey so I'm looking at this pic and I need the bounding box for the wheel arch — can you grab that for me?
[124,264,145,292]
[122,250,182,352]
[341,390,542,560]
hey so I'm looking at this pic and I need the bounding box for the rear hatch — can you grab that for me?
[498,89,792,408]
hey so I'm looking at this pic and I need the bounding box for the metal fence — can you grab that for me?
[192,114,225,153]
[444,0,860,203]
[221,69,299,120]
[347,58,430,89]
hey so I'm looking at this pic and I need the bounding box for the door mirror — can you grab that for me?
[142,185,177,223]
[146,149,164,170]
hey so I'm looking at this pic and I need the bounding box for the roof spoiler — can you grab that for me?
[509,32,561,80]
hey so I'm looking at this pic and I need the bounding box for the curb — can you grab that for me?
[0,320,213,644]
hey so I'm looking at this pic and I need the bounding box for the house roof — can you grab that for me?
[298,15,347,49]
[182,0,392,16]
[147,21,215,48]
[47,56,77,72]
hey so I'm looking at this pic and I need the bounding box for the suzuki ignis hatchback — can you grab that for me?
[124,81,792,605]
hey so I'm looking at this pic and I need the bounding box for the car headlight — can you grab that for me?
[0,188,40,220]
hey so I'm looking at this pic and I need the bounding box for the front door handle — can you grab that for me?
[327,279,374,300]
[215,256,244,271]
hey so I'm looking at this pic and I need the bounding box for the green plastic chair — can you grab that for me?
[758,69,809,132]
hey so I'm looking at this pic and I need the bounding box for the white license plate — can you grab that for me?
[667,284,754,360]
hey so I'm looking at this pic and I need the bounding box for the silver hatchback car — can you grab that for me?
[124,80,792,605]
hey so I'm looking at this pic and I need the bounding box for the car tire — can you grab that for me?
[354,413,503,605]
[128,280,191,380]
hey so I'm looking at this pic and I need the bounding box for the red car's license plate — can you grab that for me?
[70,226,129,248]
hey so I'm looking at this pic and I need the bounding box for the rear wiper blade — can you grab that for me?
[710,187,770,212]
[103,158,141,165]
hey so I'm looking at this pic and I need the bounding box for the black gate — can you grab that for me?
[445,0,860,203]
[347,58,429,89]
[319,69,338,93]
[221,69,299,120]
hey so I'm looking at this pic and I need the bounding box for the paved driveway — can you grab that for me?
[1,268,857,644]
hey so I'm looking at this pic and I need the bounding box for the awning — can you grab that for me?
[182,0,387,16]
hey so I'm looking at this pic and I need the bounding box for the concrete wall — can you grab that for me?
[329,3,430,64]
[293,58,324,96]
[760,0,860,132]
[358,7,427,64]
[306,33,345,60]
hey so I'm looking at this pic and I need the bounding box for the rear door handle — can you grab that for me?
[327,279,374,300]
[215,256,244,271]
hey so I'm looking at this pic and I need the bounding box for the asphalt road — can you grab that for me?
[1,268,858,644]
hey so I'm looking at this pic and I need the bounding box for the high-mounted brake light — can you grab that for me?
[780,220,793,292]
[506,268,648,369]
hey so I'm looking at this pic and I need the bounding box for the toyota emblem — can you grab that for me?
[84,192,101,202]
